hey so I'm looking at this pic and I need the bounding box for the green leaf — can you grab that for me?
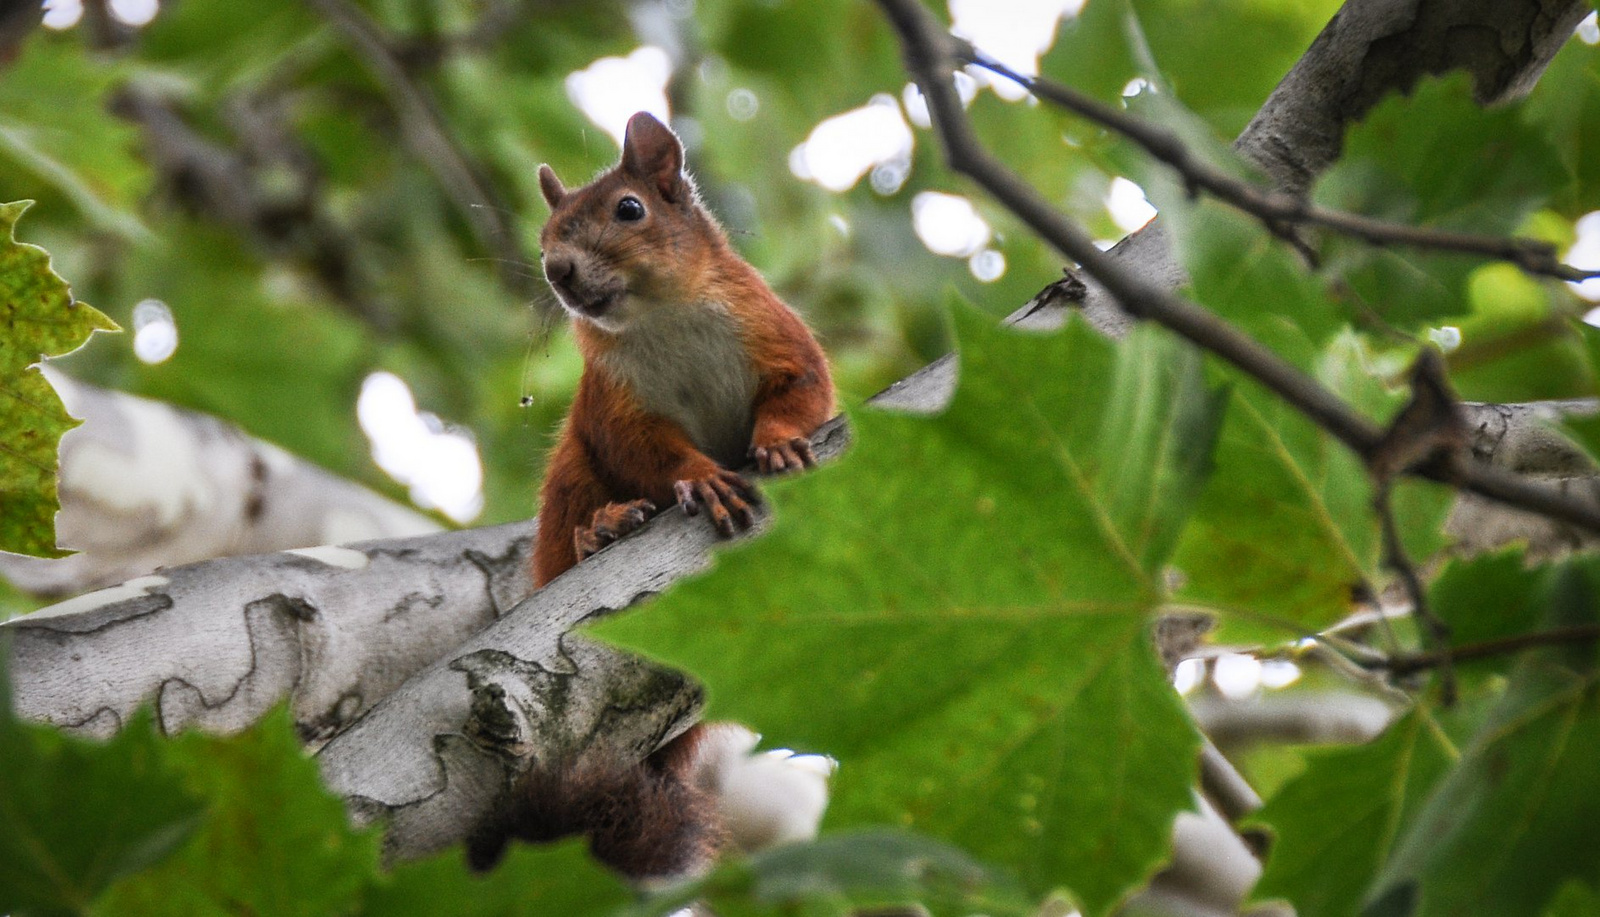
[1149,191,1345,369]
[0,200,117,558]
[1431,549,1549,661]
[0,645,201,917]
[1524,37,1600,216]
[110,222,373,483]
[633,830,1032,917]
[1372,558,1600,917]
[95,707,383,917]
[1132,0,1343,138]
[1544,881,1600,917]
[0,37,150,238]
[1121,78,1344,367]
[1172,334,1454,641]
[137,0,324,96]
[598,309,1221,914]
[356,840,632,917]
[1250,711,1455,917]
[1040,0,1144,105]
[1315,74,1567,329]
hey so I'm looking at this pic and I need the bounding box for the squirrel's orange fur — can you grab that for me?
[532,112,834,587]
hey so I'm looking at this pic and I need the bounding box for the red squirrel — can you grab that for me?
[477,113,835,879]
[531,111,835,587]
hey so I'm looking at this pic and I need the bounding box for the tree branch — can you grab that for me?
[962,52,1598,284]
[3,520,535,745]
[875,0,1600,540]
[1237,0,1590,195]
[1374,624,1600,677]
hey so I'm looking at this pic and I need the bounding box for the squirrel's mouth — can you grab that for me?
[559,286,622,320]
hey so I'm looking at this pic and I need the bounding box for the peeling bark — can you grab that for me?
[4,522,534,745]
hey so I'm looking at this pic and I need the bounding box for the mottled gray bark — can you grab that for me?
[3,522,534,746]
[1450,399,1600,556]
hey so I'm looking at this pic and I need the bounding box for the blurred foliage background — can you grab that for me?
[2,0,1380,532]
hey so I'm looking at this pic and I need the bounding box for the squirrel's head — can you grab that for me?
[537,112,724,333]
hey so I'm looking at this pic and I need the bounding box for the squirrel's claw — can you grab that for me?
[675,470,757,536]
[752,436,815,475]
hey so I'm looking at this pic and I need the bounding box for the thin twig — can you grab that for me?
[874,0,1600,538]
[1373,625,1600,677]
[960,52,1598,285]
[1374,480,1455,703]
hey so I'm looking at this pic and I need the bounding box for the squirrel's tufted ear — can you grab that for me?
[538,165,566,210]
[621,111,685,203]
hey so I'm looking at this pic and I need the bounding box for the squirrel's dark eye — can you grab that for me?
[615,196,645,222]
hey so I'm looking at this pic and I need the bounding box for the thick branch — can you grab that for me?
[3,521,534,745]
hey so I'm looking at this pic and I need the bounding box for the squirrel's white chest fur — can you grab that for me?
[598,300,758,467]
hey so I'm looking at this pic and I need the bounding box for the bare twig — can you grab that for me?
[961,52,1598,285]
[1374,481,1455,702]
[874,0,1600,538]
[1368,349,1468,701]
[1374,625,1600,678]
[303,0,538,299]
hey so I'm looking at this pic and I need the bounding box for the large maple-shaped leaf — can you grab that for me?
[1370,558,1600,917]
[1171,337,1452,642]
[95,707,383,917]
[0,649,200,916]
[1250,711,1454,917]
[598,311,1224,915]
[0,200,117,558]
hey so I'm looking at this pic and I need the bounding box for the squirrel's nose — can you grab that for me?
[544,254,577,289]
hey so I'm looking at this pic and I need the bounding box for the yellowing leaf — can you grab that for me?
[0,200,118,558]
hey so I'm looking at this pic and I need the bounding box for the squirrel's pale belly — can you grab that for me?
[599,300,758,467]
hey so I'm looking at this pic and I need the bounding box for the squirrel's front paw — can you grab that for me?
[674,468,758,536]
[751,435,815,475]
[574,499,656,560]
